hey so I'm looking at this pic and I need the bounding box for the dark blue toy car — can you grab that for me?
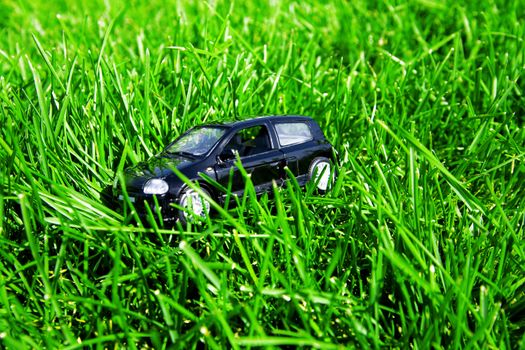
[117,115,335,224]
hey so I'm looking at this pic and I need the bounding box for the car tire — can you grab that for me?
[308,157,333,192]
[177,186,212,225]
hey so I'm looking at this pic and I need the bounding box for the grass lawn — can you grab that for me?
[1,0,524,348]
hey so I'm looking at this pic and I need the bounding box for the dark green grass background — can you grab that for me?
[1,0,524,348]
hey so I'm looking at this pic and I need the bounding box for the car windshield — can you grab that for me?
[165,126,226,157]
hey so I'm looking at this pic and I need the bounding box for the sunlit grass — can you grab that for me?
[1,0,524,348]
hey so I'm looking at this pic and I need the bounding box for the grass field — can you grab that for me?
[1,0,524,348]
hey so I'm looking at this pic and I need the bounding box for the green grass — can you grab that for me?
[1,0,524,348]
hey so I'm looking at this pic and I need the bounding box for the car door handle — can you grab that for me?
[270,159,288,168]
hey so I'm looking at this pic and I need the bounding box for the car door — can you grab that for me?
[214,124,285,196]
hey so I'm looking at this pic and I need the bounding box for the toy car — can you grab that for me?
[116,115,335,224]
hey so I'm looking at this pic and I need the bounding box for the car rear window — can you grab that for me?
[274,122,313,146]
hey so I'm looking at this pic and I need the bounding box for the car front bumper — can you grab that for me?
[116,192,177,222]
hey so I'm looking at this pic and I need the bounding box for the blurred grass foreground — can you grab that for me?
[0,0,524,348]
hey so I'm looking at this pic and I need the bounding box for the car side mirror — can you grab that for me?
[216,150,233,166]
[218,149,238,163]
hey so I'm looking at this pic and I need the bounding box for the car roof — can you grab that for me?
[219,115,315,128]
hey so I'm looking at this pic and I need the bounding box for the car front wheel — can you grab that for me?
[308,157,333,192]
[177,186,211,225]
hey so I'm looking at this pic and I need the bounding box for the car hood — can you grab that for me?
[123,155,194,192]
[125,155,192,178]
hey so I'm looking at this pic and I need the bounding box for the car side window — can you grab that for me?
[274,122,313,146]
[221,125,272,159]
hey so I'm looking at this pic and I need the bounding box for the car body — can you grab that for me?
[115,115,335,224]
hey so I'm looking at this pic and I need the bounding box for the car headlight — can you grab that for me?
[143,179,169,194]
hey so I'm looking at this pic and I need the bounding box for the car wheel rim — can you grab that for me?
[313,162,331,191]
[180,190,210,219]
